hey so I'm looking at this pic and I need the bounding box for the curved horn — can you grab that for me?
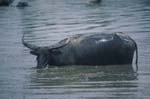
[45,38,70,50]
[22,34,40,50]
[22,33,70,51]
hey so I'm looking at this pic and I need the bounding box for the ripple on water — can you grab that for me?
[0,0,150,99]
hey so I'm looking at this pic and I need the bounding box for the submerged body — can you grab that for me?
[23,32,138,68]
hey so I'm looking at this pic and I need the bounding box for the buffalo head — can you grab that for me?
[22,35,69,68]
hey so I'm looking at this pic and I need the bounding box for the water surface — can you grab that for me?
[0,0,150,99]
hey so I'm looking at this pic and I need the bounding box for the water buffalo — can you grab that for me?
[22,32,138,68]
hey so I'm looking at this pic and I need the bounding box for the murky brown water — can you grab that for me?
[0,0,150,99]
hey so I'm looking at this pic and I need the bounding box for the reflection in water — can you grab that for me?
[87,0,102,6]
[26,65,138,98]
[31,65,137,84]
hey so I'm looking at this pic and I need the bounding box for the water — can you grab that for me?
[0,0,150,99]
[11,0,21,6]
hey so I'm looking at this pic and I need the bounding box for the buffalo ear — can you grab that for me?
[49,49,62,55]
[30,50,38,55]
